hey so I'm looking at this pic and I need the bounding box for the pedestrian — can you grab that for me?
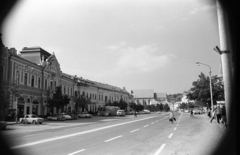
[214,105,222,124]
[134,111,137,117]
[169,111,175,124]
[190,109,193,117]
[207,108,211,118]
[210,105,222,123]
[221,106,227,129]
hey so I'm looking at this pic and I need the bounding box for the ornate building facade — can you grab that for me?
[0,37,131,119]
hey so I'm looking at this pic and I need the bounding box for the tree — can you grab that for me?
[163,103,170,111]
[75,95,91,112]
[186,73,224,108]
[47,86,70,113]
[0,80,20,121]
[119,99,128,110]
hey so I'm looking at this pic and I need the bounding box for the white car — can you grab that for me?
[61,113,72,120]
[20,114,44,124]
[116,110,125,116]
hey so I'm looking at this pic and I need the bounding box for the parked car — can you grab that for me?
[61,113,72,120]
[78,112,92,118]
[0,121,7,130]
[47,114,65,121]
[67,113,78,120]
[20,114,44,124]
[116,110,125,116]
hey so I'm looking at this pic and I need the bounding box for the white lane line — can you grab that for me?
[11,116,157,149]
[130,129,139,133]
[151,122,155,124]
[154,144,166,155]
[68,149,86,155]
[23,132,51,137]
[105,135,122,142]
[174,127,177,130]
[168,133,173,138]
[144,125,149,127]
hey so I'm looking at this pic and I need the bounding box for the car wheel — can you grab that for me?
[32,120,36,124]
[39,122,42,124]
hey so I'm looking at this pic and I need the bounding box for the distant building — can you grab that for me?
[132,90,169,106]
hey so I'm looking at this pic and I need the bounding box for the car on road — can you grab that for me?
[61,113,72,120]
[20,114,44,124]
[193,109,203,115]
[116,110,125,116]
[78,112,92,118]
[0,121,7,130]
[47,114,65,121]
[67,113,78,120]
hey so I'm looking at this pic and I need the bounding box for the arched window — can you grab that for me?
[16,70,20,84]
[24,73,28,85]
[38,77,41,89]
[31,75,34,87]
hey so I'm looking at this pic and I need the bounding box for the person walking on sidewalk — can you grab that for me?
[221,105,227,129]
[169,111,175,124]
[134,111,137,117]
[210,105,222,123]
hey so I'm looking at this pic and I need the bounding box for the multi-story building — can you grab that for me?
[0,37,131,119]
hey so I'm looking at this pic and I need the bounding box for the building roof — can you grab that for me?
[132,89,154,98]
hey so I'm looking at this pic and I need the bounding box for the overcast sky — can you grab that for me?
[2,0,220,94]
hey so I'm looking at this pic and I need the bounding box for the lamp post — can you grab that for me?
[195,62,213,116]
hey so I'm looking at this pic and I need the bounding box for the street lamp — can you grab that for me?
[195,62,214,116]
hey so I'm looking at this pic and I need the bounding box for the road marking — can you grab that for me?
[130,129,139,133]
[23,132,51,137]
[10,116,157,149]
[68,149,86,155]
[176,124,179,126]
[154,144,166,155]
[105,135,122,142]
[174,127,177,130]
[144,125,149,127]
[168,133,173,138]
[151,122,155,124]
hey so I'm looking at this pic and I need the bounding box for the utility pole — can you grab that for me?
[214,0,233,129]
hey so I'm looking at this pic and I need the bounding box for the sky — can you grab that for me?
[2,0,221,95]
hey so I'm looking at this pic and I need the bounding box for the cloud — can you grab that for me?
[189,8,198,15]
[110,44,175,73]
[107,41,126,51]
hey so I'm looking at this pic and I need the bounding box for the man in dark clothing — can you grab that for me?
[221,106,227,129]
[210,105,222,124]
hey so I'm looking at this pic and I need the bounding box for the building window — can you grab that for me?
[38,77,41,89]
[64,86,66,94]
[75,91,77,97]
[16,71,20,84]
[50,81,53,90]
[55,81,57,90]
[68,87,69,95]
[31,75,34,87]
[45,79,47,89]
[24,73,28,85]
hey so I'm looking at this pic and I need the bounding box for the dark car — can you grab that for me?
[0,121,7,130]
[67,113,78,120]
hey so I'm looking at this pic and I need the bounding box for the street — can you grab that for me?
[1,112,224,155]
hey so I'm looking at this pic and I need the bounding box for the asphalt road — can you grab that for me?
[1,112,225,155]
